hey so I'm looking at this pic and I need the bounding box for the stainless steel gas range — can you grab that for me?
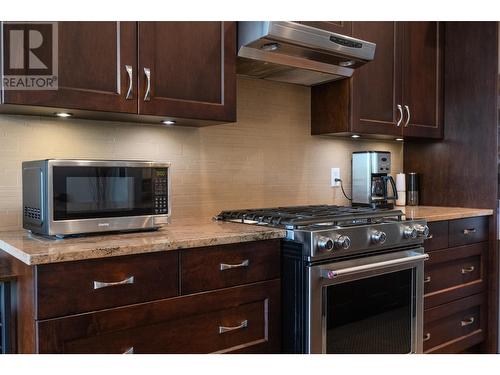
[216,205,429,354]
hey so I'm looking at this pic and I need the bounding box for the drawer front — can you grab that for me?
[449,216,489,247]
[36,251,179,319]
[424,242,487,308]
[423,293,486,353]
[424,221,448,252]
[180,239,280,294]
[37,279,281,354]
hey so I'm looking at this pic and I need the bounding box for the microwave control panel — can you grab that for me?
[153,168,169,215]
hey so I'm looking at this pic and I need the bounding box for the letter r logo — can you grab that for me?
[9,29,48,70]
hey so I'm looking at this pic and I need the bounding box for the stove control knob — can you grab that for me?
[403,226,418,239]
[317,236,334,252]
[415,224,430,238]
[371,231,387,245]
[334,235,351,250]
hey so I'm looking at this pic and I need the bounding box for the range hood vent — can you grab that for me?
[237,22,376,86]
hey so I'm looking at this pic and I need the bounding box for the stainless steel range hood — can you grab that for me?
[237,22,376,86]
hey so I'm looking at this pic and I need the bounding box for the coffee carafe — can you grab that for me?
[351,151,398,209]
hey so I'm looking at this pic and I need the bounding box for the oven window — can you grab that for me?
[325,269,413,354]
[53,166,153,220]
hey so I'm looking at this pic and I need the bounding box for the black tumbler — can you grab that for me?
[407,172,419,206]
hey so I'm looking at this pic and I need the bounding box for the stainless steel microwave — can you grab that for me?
[22,159,171,237]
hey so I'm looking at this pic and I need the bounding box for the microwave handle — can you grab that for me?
[39,168,44,224]
[383,175,398,201]
[321,252,429,279]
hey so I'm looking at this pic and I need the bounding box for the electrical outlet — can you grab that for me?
[331,168,340,187]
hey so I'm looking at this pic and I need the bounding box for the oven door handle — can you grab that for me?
[321,253,429,279]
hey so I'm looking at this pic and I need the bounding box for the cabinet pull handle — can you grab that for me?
[461,266,475,274]
[463,228,477,235]
[423,333,431,342]
[218,320,248,334]
[424,276,431,283]
[396,104,403,127]
[125,65,133,100]
[426,234,434,240]
[461,317,475,327]
[93,276,135,290]
[122,347,134,354]
[404,105,410,127]
[143,67,151,101]
[220,259,249,271]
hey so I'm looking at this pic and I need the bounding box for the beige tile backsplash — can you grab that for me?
[0,77,402,230]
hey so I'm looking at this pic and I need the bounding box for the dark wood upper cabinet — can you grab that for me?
[2,22,138,113]
[401,22,444,138]
[138,22,236,122]
[295,21,352,35]
[351,22,402,136]
[0,22,237,125]
[312,21,444,139]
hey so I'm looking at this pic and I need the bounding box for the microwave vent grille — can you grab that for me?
[24,206,41,220]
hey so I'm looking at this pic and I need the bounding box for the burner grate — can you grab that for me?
[215,205,403,228]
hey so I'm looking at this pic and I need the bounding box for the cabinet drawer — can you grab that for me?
[423,293,486,353]
[180,240,280,294]
[424,221,448,252]
[424,242,487,309]
[449,217,488,247]
[36,251,179,319]
[37,279,280,354]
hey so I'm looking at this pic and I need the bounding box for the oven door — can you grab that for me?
[307,248,428,354]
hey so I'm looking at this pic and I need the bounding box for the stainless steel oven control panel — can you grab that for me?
[293,219,428,261]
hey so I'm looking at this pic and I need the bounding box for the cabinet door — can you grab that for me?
[350,22,402,136]
[137,22,236,122]
[2,22,137,113]
[296,21,352,35]
[401,22,444,138]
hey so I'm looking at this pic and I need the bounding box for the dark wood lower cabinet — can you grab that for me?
[1,239,281,354]
[424,242,487,309]
[423,217,492,353]
[37,279,280,354]
[423,293,486,354]
[36,251,180,320]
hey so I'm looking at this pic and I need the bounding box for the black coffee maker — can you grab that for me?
[351,151,398,208]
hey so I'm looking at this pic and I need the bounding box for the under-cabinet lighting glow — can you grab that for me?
[351,135,360,139]
[161,120,176,125]
[54,112,72,118]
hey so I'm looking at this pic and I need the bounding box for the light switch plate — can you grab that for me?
[331,168,340,187]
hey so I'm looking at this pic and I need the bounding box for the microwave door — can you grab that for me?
[52,166,154,221]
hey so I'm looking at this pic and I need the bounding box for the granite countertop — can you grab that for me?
[400,205,493,222]
[0,206,493,266]
[0,219,286,266]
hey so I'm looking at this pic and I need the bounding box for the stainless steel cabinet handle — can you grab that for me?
[143,67,151,101]
[218,320,248,334]
[396,104,403,127]
[404,105,410,127]
[220,259,249,271]
[125,65,133,100]
[423,333,431,342]
[122,347,134,354]
[463,228,477,235]
[461,266,475,274]
[93,276,135,290]
[461,317,475,327]
[424,276,431,283]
